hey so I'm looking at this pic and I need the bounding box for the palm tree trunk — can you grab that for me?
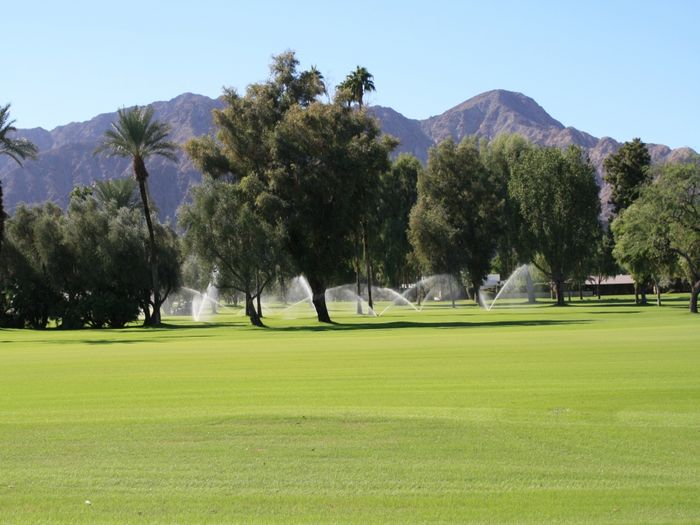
[134,161,160,326]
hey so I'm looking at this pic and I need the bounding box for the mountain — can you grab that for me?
[1,90,696,221]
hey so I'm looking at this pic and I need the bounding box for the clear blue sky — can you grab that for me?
[6,0,700,150]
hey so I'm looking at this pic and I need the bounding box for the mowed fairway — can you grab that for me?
[0,298,698,524]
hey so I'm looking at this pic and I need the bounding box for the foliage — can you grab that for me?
[612,158,700,312]
[1,103,38,257]
[409,137,501,301]
[0,103,38,164]
[510,145,602,305]
[336,66,375,108]
[93,177,140,210]
[184,52,325,324]
[95,105,178,325]
[480,134,533,276]
[0,204,66,328]
[603,138,651,215]
[376,154,421,287]
[0,194,181,328]
[589,228,620,298]
[180,178,286,326]
[269,100,394,322]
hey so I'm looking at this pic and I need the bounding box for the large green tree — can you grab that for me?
[270,100,394,322]
[409,138,501,305]
[510,145,602,305]
[1,103,38,256]
[612,159,700,312]
[185,52,324,322]
[96,106,177,325]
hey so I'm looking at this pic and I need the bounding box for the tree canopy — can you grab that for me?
[510,145,602,305]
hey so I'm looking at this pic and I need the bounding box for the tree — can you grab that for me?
[337,66,375,109]
[481,134,533,278]
[590,229,619,300]
[604,138,651,215]
[270,101,394,322]
[612,159,700,312]
[337,66,380,311]
[377,154,421,288]
[510,145,602,305]
[0,204,66,328]
[95,106,177,325]
[185,52,324,323]
[93,178,140,210]
[180,178,285,327]
[1,103,38,257]
[409,138,501,306]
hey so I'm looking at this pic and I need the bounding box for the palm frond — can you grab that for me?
[95,105,178,162]
[0,103,39,166]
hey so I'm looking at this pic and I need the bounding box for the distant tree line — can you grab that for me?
[1,52,699,328]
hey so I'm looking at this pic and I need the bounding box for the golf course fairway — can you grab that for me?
[1,298,698,523]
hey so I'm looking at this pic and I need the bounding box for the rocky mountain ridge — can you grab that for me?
[1,90,695,221]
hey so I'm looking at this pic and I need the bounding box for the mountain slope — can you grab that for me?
[1,90,695,221]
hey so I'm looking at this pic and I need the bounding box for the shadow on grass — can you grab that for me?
[270,319,592,332]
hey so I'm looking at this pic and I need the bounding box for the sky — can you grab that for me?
[5,0,700,150]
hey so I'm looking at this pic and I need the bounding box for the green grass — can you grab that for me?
[0,296,698,524]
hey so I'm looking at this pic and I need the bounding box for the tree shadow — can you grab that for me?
[270,319,591,332]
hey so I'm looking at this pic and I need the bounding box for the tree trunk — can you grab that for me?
[141,299,152,326]
[596,279,601,300]
[690,281,700,314]
[362,224,373,311]
[525,268,536,304]
[416,281,422,307]
[256,273,263,318]
[245,292,264,327]
[134,162,161,326]
[279,276,288,305]
[555,279,565,306]
[473,281,482,307]
[579,281,583,301]
[449,276,455,308]
[354,233,363,315]
[309,278,332,323]
[639,282,648,306]
[634,282,639,305]
[654,279,661,307]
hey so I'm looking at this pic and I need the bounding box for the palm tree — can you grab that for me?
[93,178,140,210]
[95,106,177,325]
[337,66,375,109]
[337,67,377,310]
[1,103,38,255]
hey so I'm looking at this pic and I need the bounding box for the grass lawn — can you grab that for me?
[0,296,698,523]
